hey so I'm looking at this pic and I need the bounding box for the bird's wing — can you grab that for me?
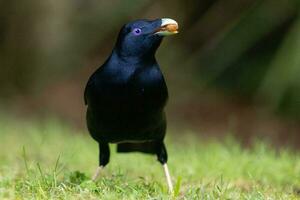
[84,76,94,105]
[84,83,89,105]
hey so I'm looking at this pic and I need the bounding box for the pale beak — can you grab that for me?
[154,18,179,36]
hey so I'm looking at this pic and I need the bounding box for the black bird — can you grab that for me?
[84,18,178,192]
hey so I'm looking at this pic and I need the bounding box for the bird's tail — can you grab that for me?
[117,141,158,154]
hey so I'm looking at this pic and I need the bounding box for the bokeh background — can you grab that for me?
[1,0,300,147]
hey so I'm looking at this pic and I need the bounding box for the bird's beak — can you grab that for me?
[154,18,178,36]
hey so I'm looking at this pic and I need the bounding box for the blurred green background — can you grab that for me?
[1,0,300,147]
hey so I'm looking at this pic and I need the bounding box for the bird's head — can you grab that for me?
[114,18,178,61]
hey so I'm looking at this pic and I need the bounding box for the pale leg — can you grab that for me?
[92,165,103,181]
[163,163,173,193]
[92,142,110,181]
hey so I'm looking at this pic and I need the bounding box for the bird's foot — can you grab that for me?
[92,166,104,181]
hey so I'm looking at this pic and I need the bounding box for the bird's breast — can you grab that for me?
[128,66,168,111]
[86,65,168,142]
[90,66,168,114]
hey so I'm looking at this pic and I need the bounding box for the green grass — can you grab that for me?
[0,117,299,199]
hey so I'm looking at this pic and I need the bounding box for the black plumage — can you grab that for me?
[84,18,178,191]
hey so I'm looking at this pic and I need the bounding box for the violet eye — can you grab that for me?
[133,28,142,35]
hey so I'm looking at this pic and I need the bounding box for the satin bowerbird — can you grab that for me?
[84,18,178,193]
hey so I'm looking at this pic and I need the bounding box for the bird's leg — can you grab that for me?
[92,142,110,181]
[156,142,173,193]
[92,165,103,181]
[163,163,173,193]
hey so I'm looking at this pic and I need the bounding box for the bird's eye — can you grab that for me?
[133,28,142,36]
